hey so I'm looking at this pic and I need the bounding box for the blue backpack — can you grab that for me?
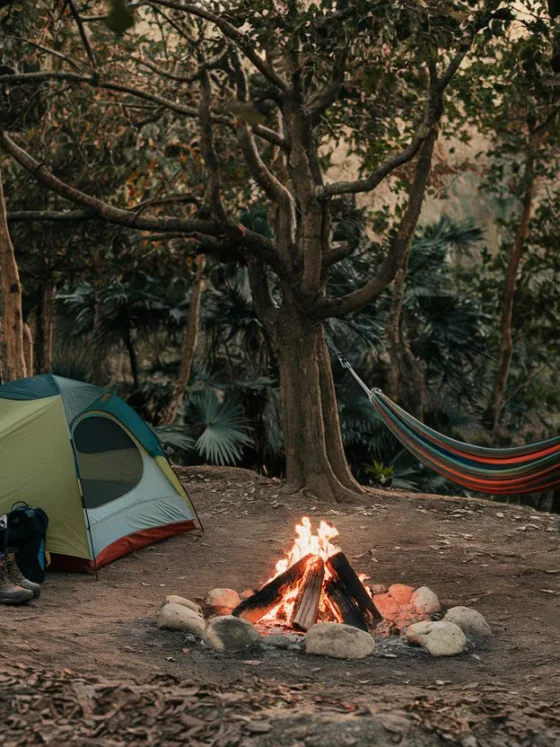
[7,503,49,583]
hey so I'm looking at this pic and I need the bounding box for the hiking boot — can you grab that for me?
[7,551,41,598]
[0,555,33,605]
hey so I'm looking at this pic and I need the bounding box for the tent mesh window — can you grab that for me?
[73,417,144,508]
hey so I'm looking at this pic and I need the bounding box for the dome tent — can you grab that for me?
[0,375,198,573]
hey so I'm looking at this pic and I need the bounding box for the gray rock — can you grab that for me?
[163,595,203,616]
[205,588,241,613]
[157,603,205,635]
[305,623,375,659]
[405,620,467,656]
[411,586,441,614]
[444,606,492,636]
[261,634,291,649]
[262,633,303,649]
[204,615,260,652]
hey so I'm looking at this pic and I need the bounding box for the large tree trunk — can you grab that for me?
[491,147,536,434]
[161,255,206,425]
[0,170,27,381]
[276,302,363,502]
[317,333,363,492]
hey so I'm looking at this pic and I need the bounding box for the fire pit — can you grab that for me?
[232,517,384,632]
[156,515,493,659]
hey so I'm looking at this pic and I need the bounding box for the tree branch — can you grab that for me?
[316,128,438,318]
[247,258,279,331]
[229,53,296,267]
[0,131,284,274]
[319,48,468,199]
[66,0,96,68]
[230,54,294,211]
[131,55,201,83]
[0,71,206,119]
[323,241,354,267]
[7,209,97,222]
[0,70,286,146]
[147,0,288,91]
[5,36,81,70]
[133,193,202,212]
[251,123,288,149]
[306,47,348,126]
[199,69,230,225]
[130,44,229,83]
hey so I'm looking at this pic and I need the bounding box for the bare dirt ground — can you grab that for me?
[1,467,560,746]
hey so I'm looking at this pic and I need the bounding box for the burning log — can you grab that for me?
[232,554,314,624]
[324,578,368,631]
[291,557,325,632]
[326,552,382,623]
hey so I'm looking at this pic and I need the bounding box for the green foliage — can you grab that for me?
[156,389,253,466]
[2,0,558,505]
[51,344,97,384]
[154,426,196,454]
[365,461,394,487]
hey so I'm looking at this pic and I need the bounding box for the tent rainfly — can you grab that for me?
[0,375,198,572]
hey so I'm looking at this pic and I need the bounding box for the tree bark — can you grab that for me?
[0,170,27,381]
[23,322,33,376]
[36,280,54,373]
[491,146,536,434]
[161,255,206,424]
[275,301,363,502]
[91,269,105,386]
[317,332,363,492]
[123,326,139,389]
[385,251,426,419]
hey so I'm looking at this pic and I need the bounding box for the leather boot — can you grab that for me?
[7,551,41,598]
[0,554,33,605]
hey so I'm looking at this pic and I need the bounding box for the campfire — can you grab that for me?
[156,516,492,660]
[232,517,382,632]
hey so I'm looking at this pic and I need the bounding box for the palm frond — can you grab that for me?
[154,426,196,453]
[184,389,253,466]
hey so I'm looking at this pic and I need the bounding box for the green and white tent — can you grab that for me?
[0,375,198,572]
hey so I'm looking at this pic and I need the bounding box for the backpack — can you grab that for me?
[7,503,49,583]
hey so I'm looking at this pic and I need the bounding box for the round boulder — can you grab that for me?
[405,620,467,657]
[305,623,375,659]
[372,593,400,622]
[205,588,241,614]
[411,586,441,614]
[388,584,414,606]
[157,603,205,636]
[444,606,492,636]
[204,615,260,652]
[163,595,203,616]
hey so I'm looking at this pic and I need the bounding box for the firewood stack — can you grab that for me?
[232,551,382,632]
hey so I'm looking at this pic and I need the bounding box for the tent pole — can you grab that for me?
[83,503,99,581]
[83,508,99,581]
[190,497,205,534]
[168,462,204,533]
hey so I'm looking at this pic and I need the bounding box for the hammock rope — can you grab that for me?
[326,337,560,495]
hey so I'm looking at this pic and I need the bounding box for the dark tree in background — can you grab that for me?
[2,0,556,501]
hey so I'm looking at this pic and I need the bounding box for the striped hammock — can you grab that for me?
[329,341,560,495]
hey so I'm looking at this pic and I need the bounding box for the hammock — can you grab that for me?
[329,341,560,495]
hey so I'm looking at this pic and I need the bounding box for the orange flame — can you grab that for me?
[269,516,340,581]
[262,517,340,624]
